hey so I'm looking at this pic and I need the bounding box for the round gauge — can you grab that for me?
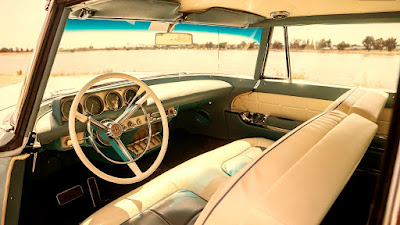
[61,99,83,120]
[105,91,123,111]
[124,89,137,104]
[84,95,104,116]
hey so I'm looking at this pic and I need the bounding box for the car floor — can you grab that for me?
[18,129,230,225]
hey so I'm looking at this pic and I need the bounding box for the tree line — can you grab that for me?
[0,47,34,53]
[271,36,397,51]
[362,37,397,51]
[58,41,260,52]
[3,36,397,53]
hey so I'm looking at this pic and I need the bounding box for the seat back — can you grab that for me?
[324,87,388,122]
[195,88,389,225]
[196,111,377,225]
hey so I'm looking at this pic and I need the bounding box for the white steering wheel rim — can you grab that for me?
[68,73,169,184]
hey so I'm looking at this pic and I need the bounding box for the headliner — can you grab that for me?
[70,0,400,27]
[171,0,400,18]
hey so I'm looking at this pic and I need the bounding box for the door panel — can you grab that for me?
[231,92,332,122]
[230,80,393,139]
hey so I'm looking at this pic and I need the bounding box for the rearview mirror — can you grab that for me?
[155,33,193,46]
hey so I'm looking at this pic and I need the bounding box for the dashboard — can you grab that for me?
[35,79,234,156]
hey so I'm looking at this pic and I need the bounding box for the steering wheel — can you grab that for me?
[68,73,169,184]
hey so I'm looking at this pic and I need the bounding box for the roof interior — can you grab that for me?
[172,0,400,18]
[70,0,400,27]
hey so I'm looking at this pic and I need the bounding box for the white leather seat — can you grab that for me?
[196,112,377,225]
[194,88,388,225]
[82,138,275,225]
[83,87,388,225]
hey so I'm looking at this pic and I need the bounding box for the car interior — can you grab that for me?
[1,0,400,225]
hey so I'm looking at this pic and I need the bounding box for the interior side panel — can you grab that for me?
[231,92,332,121]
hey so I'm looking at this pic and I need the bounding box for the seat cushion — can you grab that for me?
[122,190,206,225]
[82,137,275,225]
[222,146,266,176]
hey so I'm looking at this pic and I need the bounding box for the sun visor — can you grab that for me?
[185,8,266,28]
[70,0,183,22]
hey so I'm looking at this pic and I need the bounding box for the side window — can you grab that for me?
[288,24,400,91]
[263,27,288,79]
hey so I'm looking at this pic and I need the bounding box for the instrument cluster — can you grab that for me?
[60,86,139,121]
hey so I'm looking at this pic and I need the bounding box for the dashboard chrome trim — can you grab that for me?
[60,85,140,121]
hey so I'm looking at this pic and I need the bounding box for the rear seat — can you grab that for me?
[82,87,388,225]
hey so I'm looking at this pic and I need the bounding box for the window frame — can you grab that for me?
[260,22,400,90]
[259,26,292,81]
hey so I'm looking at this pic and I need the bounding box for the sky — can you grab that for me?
[0,0,47,49]
[1,0,400,49]
[60,19,262,48]
[59,30,259,48]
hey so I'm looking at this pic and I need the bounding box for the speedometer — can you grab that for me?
[84,95,104,116]
[61,99,83,120]
[105,91,123,111]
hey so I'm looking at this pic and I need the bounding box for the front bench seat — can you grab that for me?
[82,138,275,225]
[84,110,376,225]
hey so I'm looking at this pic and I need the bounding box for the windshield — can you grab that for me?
[43,19,262,95]
[0,0,46,112]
